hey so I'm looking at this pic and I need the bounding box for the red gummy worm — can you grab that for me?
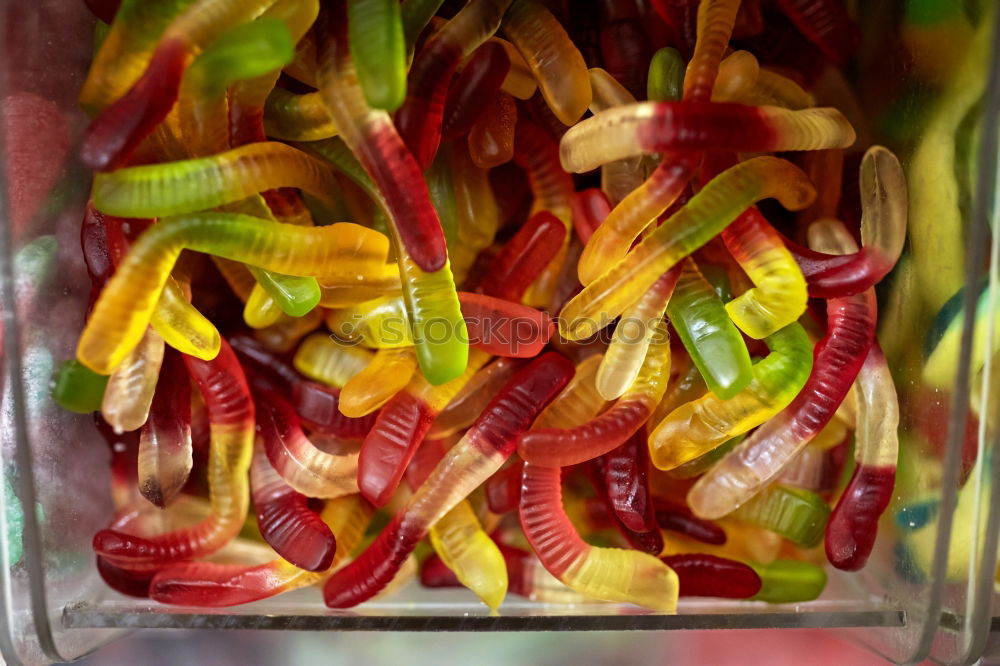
[634,102,836,155]
[292,381,379,440]
[485,461,524,514]
[249,439,336,572]
[394,47,463,170]
[93,340,253,566]
[662,554,762,598]
[150,561,282,607]
[354,125,448,274]
[442,41,511,141]
[478,211,567,302]
[139,347,192,509]
[96,556,154,598]
[825,465,894,571]
[420,552,463,588]
[459,292,554,358]
[403,436,448,490]
[655,501,727,545]
[590,455,664,556]
[774,0,860,66]
[782,236,896,299]
[317,1,448,273]
[519,463,591,579]
[80,37,188,171]
[358,391,437,507]
[570,188,612,244]
[323,352,574,608]
[690,275,876,518]
[779,287,876,440]
[600,430,659,535]
[516,399,654,468]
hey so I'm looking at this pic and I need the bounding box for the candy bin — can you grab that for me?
[1,0,999,664]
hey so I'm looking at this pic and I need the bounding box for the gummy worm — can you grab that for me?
[78,214,386,374]
[315,0,449,273]
[688,225,877,519]
[558,102,856,174]
[814,223,898,571]
[357,349,491,507]
[519,462,678,611]
[347,0,407,111]
[558,156,815,341]
[666,257,753,400]
[137,347,192,509]
[502,0,591,126]
[649,322,812,471]
[732,484,831,548]
[93,339,253,568]
[100,325,165,435]
[662,554,762,599]
[517,319,670,467]
[92,142,340,219]
[596,267,681,400]
[479,211,567,303]
[406,436,507,610]
[430,358,522,439]
[682,0,742,102]
[339,348,418,418]
[782,145,907,299]
[149,494,372,606]
[89,204,221,361]
[323,352,574,607]
[249,439,337,571]
[258,390,359,499]
[395,0,513,168]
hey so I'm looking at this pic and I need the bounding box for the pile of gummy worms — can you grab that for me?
[50,0,920,611]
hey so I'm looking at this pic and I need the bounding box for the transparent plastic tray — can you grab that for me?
[0,1,997,664]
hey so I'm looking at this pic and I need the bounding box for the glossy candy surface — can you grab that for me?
[649,322,812,470]
[559,102,856,175]
[93,340,253,569]
[316,0,448,274]
[70,0,911,613]
[323,353,573,607]
[517,320,671,467]
[558,157,816,341]
[689,222,877,519]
